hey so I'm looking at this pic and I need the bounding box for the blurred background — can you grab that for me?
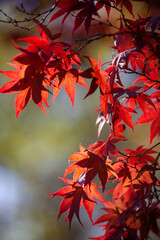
[0,1,159,240]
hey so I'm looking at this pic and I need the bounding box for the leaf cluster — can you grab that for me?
[0,0,160,239]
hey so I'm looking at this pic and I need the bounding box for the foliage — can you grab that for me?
[0,0,160,239]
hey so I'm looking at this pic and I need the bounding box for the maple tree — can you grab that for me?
[0,0,160,239]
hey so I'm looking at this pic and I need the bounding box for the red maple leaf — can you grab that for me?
[115,0,134,16]
[83,56,109,99]
[50,64,89,107]
[0,51,50,118]
[87,136,123,157]
[49,177,104,229]
[50,0,101,35]
[65,139,119,191]
[135,97,160,143]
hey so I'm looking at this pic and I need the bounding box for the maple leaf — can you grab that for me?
[135,98,160,143]
[126,91,155,115]
[95,1,111,19]
[45,45,89,107]
[65,140,119,191]
[87,136,123,158]
[0,52,50,118]
[116,0,134,16]
[51,67,88,107]
[50,0,100,35]
[83,56,109,99]
[49,177,104,229]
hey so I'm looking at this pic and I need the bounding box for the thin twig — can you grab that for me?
[0,0,60,30]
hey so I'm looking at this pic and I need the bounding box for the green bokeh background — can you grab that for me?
[0,1,159,240]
